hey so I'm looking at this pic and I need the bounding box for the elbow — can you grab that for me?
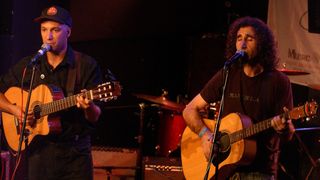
[182,105,190,121]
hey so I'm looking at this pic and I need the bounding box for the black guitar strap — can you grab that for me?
[66,51,81,96]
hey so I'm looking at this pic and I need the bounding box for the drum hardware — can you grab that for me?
[278,63,309,75]
[295,132,319,179]
[277,68,310,75]
[103,105,142,110]
[135,103,147,180]
[132,93,185,112]
[305,158,320,180]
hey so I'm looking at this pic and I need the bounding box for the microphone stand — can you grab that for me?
[203,63,232,180]
[16,60,38,160]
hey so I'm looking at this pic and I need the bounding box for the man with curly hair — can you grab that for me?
[183,16,295,179]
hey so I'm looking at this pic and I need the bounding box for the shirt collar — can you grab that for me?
[61,46,75,68]
[42,45,75,69]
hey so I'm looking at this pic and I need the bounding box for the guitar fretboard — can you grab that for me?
[39,90,93,117]
[229,118,272,143]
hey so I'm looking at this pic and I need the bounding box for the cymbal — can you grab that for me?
[133,93,185,112]
[277,68,310,75]
[308,84,320,91]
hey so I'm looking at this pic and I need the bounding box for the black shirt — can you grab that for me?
[200,66,293,175]
[0,46,102,142]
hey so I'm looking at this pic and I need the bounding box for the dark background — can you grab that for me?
[0,0,320,179]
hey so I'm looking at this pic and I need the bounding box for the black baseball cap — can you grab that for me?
[34,5,72,27]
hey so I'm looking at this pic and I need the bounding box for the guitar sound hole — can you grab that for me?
[219,132,230,153]
[211,132,231,164]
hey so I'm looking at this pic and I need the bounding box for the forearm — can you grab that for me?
[183,105,206,134]
[278,120,295,141]
[183,95,215,161]
[183,94,211,135]
[0,93,16,114]
[84,103,101,123]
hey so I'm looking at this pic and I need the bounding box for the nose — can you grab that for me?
[240,40,247,49]
[46,31,53,40]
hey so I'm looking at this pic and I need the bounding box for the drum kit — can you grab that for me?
[133,92,186,157]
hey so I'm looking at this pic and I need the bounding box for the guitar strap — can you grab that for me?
[66,51,81,96]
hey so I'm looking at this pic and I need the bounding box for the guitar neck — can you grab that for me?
[39,90,93,117]
[229,103,311,144]
[229,118,272,144]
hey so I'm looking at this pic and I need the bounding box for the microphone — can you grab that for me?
[224,50,247,67]
[30,44,51,64]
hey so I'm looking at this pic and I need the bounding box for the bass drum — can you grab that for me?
[156,111,186,157]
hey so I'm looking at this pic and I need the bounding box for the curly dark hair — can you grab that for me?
[225,16,279,71]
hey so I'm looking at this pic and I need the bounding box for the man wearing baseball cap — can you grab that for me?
[0,5,102,180]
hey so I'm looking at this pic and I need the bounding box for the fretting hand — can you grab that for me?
[76,90,93,110]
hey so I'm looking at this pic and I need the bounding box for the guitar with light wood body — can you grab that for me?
[181,102,318,179]
[2,82,121,152]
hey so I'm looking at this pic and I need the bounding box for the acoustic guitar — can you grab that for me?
[181,101,318,179]
[2,82,121,152]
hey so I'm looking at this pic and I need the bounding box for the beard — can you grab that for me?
[241,55,260,67]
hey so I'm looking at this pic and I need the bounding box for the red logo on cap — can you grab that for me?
[47,7,57,16]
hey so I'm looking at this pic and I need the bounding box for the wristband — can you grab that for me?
[198,126,209,138]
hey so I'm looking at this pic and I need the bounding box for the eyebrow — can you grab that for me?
[245,33,255,38]
[237,33,256,39]
[41,26,62,30]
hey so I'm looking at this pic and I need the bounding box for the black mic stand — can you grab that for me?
[204,63,232,180]
[16,60,39,160]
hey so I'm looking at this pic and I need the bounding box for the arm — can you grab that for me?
[0,93,16,114]
[76,95,101,123]
[271,75,295,141]
[74,52,103,123]
[0,93,34,123]
[183,94,208,133]
[183,93,214,160]
[271,107,295,141]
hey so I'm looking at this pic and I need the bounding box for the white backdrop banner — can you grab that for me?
[268,0,320,89]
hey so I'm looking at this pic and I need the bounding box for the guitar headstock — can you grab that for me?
[92,81,122,102]
[290,101,318,120]
[303,101,318,117]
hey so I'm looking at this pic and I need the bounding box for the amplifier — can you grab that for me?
[92,147,185,180]
[143,156,185,180]
[92,146,137,180]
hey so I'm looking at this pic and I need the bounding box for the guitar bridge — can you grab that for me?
[33,105,41,119]
[14,116,20,135]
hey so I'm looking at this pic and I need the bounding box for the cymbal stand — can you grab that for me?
[135,103,146,180]
[294,133,318,179]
